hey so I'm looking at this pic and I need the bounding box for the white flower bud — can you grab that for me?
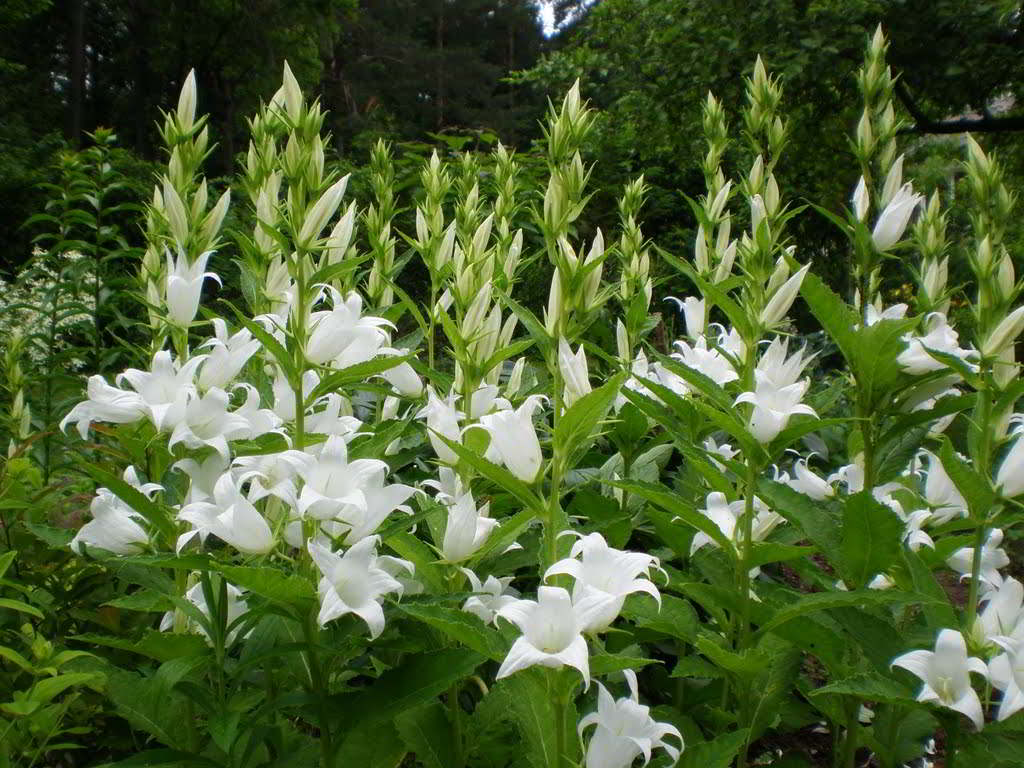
[281,61,302,122]
[162,177,189,245]
[852,177,869,222]
[760,263,810,329]
[983,306,1024,358]
[298,176,349,249]
[880,155,905,209]
[177,70,197,132]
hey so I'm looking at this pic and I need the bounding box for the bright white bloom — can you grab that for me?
[756,338,813,388]
[479,395,547,483]
[61,375,147,439]
[972,577,1024,649]
[735,375,816,443]
[305,289,391,367]
[308,536,413,637]
[173,454,229,506]
[919,450,967,525]
[852,176,869,221]
[70,468,159,555]
[418,387,463,464]
[671,337,738,387]
[441,490,499,563]
[982,305,1024,358]
[786,458,834,500]
[703,436,739,471]
[117,351,205,432]
[379,353,423,397]
[178,472,274,555]
[461,569,520,624]
[897,313,975,375]
[872,182,922,252]
[545,532,662,633]
[665,295,705,339]
[168,387,254,460]
[296,436,415,537]
[989,641,1024,721]
[901,509,936,552]
[271,369,319,423]
[891,629,987,729]
[306,393,361,437]
[559,337,592,408]
[996,428,1024,498]
[864,303,908,326]
[947,528,1010,590]
[760,263,810,330]
[198,319,260,391]
[496,586,601,686]
[579,669,683,768]
[166,250,220,328]
[233,449,313,508]
[159,581,249,645]
[690,492,783,555]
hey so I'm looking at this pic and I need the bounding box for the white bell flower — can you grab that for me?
[918,450,967,525]
[174,454,230,505]
[545,532,662,633]
[178,472,274,555]
[307,536,412,637]
[785,458,834,500]
[495,586,600,688]
[972,577,1024,650]
[198,319,260,391]
[159,581,250,645]
[296,435,409,526]
[996,427,1024,498]
[306,393,361,437]
[461,569,520,625]
[417,386,463,464]
[989,640,1024,721]
[558,337,592,408]
[117,351,205,432]
[233,449,314,508]
[479,395,547,483]
[872,182,922,252]
[60,375,147,439]
[168,386,255,460]
[305,289,391,366]
[690,492,783,555]
[897,313,975,375]
[166,249,221,328]
[891,629,987,729]
[755,337,813,389]
[671,336,738,387]
[735,374,817,443]
[70,468,159,555]
[578,669,683,768]
[440,490,499,563]
[947,528,1010,591]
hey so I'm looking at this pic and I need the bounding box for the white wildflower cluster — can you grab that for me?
[0,249,96,368]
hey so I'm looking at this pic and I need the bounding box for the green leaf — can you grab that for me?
[622,593,698,642]
[397,599,507,660]
[307,355,412,403]
[678,729,750,768]
[554,373,625,463]
[0,551,15,580]
[395,702,455,768]
[903,547,958,629]
[434,432,545,515]
[0,598,43,619]
[90,749,222,768]
[939,437,995,518]
[754,590,933,639]
[28,672,103,705]
[335,648,484,733]
[840,491,903,588]
[695,633,765,677]
[104,590,174,613]
[613,479,733,553]
[800,273,859,365]
[500,670,575,768]
[589,652,659,677]
[811,672,913,704]
[494,287,553,358]
[72,631,208,663]
[213,565,314,607]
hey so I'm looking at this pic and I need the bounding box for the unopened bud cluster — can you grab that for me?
[365,140,398,309]
[4,331,31,456]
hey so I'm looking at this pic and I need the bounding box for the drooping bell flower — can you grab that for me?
[545,532,662,633]
[307,536,413,637]
[479,395,547,483]
[178,472,274,555]
[578,669,684,768]
[891,628,988,729]
[495,586,602,687]
[166,249,221,328]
